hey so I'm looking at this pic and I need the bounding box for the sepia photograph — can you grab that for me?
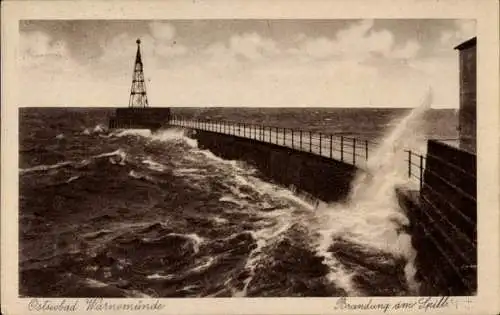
[2,1,499,314]
[18,18,477,298]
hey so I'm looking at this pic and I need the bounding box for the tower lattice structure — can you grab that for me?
[128,39,149,108]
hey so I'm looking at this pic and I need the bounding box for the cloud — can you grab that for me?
[149,22,176,41]
[292,20,420,61]
[228,32,279,60]
[440,19,476,47]
[20,31,66,57]
[390,40,421,59]
[19,20,468,108]
[19,31,73,70]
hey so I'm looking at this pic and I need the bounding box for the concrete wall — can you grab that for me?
[397,140,476,295]
[192,130,358,203]
[456,39,476,154]
[109,108,171,130]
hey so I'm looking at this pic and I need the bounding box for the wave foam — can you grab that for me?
[312,89,433,294]
[20,161,72,174]
[142,159,166,172]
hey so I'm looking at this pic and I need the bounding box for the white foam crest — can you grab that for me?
[20,161,72,174]
[175,168,202,174]
[93,124,107,134]
[146,273,174,280]
[20,149,128,174]
[219,195,246,207]
[313,88,433,294]
[314,225,359,294]
[234,205,305,297]
[211,216,229,224]
[189,256,216,273]
[147,256,215,282]
[81,128,91,135]
[142,159,166,172]
[92,148,124,159]
[66,176,80,183]
[197,149,239,167]
[151,129,198,147]
[167,232,205,254]
[55,133,65,140]
[128,170,155,182]
[112,128,199,148]
[113,129,152,138]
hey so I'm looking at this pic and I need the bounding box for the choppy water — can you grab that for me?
[20,97,450,297]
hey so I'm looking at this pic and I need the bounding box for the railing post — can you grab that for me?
[275,127,278,144]
[365,140,369,161]
[300,130,303,150]
[283,128,286,145]
[291,130,294,148]
[309,132,312,152]
[319,133,322,155]
[353,138,356,165]
[340,136,344,161]
[408,151,412,178]
[419,155,424,190]
[330,134,333,158]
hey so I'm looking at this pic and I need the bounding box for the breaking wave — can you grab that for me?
[19,95,435,297]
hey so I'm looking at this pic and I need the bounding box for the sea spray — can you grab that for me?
[314,89,434,295]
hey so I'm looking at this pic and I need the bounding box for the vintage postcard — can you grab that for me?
[2,0,499,314]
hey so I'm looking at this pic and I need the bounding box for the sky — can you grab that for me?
[19,19,475,108]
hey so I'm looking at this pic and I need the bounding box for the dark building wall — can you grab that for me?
[192,130,358,203]
[456,38,476,154]
[109,108,171,130]
[397,140,476,295]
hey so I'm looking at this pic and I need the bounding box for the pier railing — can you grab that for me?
[170,117,375,167]
[169,118,458,191]
[405,150,426,190]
